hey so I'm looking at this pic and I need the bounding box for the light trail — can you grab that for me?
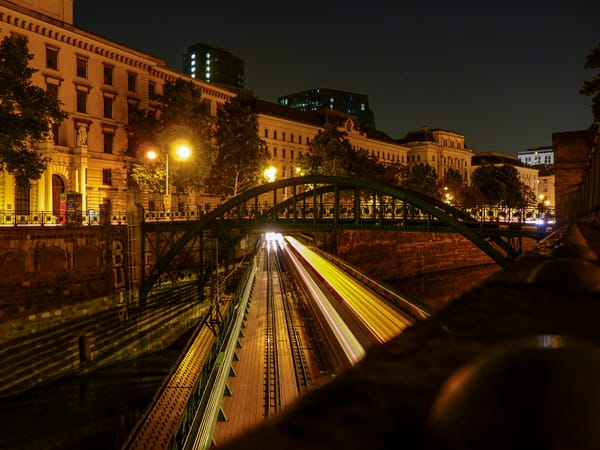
[274,234,366,365]
[285,236,412,344]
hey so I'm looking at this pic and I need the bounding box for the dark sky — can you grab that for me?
[74,0,599,154]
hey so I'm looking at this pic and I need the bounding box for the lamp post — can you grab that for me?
[146,142,192,212]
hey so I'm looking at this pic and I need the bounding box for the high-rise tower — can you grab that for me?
[278,88,376,130]
[182,43,244,88]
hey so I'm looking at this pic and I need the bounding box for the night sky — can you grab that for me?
[74,0,599,154]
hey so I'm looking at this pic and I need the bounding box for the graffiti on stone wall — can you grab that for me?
[111,240,126,289]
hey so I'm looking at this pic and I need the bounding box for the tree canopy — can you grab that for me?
[207,96,269,197]
[0,35,66,190]
[299,123,400,183]
[580,41,600,123]
[471,164,534,208]
[127,78,214,194]
[399,163,441,197]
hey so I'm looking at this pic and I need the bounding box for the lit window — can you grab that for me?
[191,53,196,59]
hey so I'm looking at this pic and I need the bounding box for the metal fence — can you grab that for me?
[0,203,557,227]
[0,207,211,226]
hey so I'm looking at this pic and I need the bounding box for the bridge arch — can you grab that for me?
[140,176,525,299]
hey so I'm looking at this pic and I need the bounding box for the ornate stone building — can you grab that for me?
[396,126,473,184]
[1,1,489,221]
[251,100,408,192]
[0,0,234,222]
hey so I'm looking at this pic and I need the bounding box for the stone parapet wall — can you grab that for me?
[0,226,127,321]
[333,230,499,281]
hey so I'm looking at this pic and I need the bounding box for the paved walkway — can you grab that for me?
[212,248,302,447]
[219,223,600,450]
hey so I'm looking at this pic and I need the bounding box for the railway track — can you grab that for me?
[264,243,282,417]
[263,235,317,417]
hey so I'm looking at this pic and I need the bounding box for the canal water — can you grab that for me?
[0,264,500,450]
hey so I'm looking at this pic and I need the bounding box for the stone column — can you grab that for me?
[37,126,55,213]
[74,124,89,212]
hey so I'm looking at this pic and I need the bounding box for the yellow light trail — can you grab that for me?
[285,236,412,344]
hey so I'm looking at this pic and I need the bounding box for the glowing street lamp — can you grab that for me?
[264,166,277,183]
[146,140,192,211]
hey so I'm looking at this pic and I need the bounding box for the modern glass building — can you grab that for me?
[277,88,376,130]
[182,43,244,88]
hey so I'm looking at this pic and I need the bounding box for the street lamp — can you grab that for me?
[146,141,192,211]
[264,166,277,183]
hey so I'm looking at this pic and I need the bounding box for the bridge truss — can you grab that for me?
[139,176,552,301]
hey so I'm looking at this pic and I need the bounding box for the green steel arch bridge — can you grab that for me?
[139,175,554,301]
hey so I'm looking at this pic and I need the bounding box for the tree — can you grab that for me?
[580,41,600,123]
[299,123,399,183]
[127,78,214,194]
[300,124,354,176]
[208,97,269,197]
[401,163,441,197]
[0,35,66,190]
[471,164,534,208]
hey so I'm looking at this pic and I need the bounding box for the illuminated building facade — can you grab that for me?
[517,146,554,167]
[397,126,473,184]
[249,100,407,188]
[182,43,244,89]
[0,0,234,219]
[278,88,376,131]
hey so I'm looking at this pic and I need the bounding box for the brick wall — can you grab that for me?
[334,230,500,281]
[0,226,126,321]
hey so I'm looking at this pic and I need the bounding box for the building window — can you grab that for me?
[76,90,87,113]
[149,81,156,98]
[282,148,286,159]
[76,56,88,78]
[273,148,278,158]
[15,186,30,215]
[46,83,58,100]
[291,133,294,143]
[102,169,112,186]
[264,128,269,138]
[103,132,114,154]
[103,65,113,85]
[273,130,278,140]
[46,46,58,70]
[283,132,286,141]
[290,150,294,160]
[103,96,113,119]
[127,72,137,92]
[52,122,59,145]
